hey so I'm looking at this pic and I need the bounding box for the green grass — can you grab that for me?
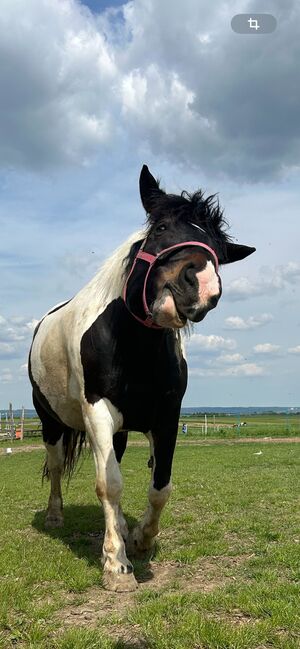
[0,441,299,648]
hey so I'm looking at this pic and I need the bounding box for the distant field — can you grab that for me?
[0,441,299,648]
[178,413,300,438]
[0,413,299,446]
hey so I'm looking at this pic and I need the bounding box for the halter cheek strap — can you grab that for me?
[123,240,219,328]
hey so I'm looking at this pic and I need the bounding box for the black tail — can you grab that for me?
[63,428,87,479]
[43,427,87,483]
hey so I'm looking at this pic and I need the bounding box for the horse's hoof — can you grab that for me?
[126,529,155,559]
[45,515,64,528]
[102,571,138,592]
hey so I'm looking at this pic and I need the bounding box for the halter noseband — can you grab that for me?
[123,234,219,329]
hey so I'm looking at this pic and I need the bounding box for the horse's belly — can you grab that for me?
[111,384,157,433]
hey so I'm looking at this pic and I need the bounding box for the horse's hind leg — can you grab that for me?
[33,395,65,528]
[44,436,64,528]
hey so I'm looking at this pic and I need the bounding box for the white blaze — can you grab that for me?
[196,260,219,305]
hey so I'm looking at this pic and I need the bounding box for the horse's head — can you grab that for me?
[124,165,255,329]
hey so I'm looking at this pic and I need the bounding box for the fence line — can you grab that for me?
[0,405,41,440]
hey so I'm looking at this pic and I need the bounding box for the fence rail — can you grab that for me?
[0,405,41,440]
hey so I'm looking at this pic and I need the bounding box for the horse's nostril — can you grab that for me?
[184,266,195,287]
[210,294,219,308]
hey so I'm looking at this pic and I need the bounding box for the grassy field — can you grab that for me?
[179,413,300,439]
[0,439,299,648]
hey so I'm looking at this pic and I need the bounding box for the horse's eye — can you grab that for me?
[156,223,167,233]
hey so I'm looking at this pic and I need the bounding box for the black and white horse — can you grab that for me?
[29,165,255,591]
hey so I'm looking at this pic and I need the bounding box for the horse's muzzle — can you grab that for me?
[182,294,221,323]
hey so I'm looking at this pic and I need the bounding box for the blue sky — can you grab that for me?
[0,0,299,409]
[81,0,124,11]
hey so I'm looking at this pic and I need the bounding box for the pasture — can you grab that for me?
[0,439,299,648]
[1,411,300,445]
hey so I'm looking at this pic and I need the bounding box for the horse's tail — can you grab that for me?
[63,428,87,479]
[43,428,87,482]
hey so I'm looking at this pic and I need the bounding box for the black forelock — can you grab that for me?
[146,189,232,248]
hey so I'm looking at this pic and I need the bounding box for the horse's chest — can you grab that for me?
[80,304,185,432]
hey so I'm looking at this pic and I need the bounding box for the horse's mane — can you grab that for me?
[75,229,146,309]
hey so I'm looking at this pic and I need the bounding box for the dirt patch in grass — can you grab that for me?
[211,609,257,627]
[57,555,249,630]
[0,444,42,455]
[1,437,300,457]
[176,436,300,446]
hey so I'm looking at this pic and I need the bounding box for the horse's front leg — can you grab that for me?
[129,424,177,556]
[82,398,137,592]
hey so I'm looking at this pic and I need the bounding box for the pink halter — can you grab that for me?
[123,238,219,329]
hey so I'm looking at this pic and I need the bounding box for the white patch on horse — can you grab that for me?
[30,230,146,430]
[153,291,185,328]
[196,260,219,306]
[130,482,172,552]
[81,398,135,585]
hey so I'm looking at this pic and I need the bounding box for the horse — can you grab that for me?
[28,165,255,592]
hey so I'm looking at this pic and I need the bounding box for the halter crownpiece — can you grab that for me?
[123,236,219,329]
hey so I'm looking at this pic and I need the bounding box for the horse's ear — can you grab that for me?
[221,242,256,264]
[139,164,165,214]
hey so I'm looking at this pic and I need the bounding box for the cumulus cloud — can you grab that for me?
[0,0,299,180]
[253,343,281,355]
[0,315,35,343]
[224,314,273,330]
[288,345,300,354]
[0,315,36,359]
[117,0,300,181]
[190,362,265,378]
[0,343,17,359]
[215,353,245,364]
[221,363,265,377]
[0,368,13,383]
[185,333,236,354]
[0,0,116,169]
[225,263,300,301]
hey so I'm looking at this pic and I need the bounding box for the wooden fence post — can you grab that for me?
[9,402,15,440]
[20,406,25,440]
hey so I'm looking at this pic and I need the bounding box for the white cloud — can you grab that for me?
[222,363,265,377]
[215,353,245,364]
[0,368,13,383]
[0,0,117,169]
[0,0,299,179]
[0,315,35,343]
[0,342,17,358]
[0,315,36,362]
[224,313,273,330]
[288,345,300,354]
[185,333,236,354]
[253,343,281,355]
[190,362,265,378]
[226,263,300,301]
[26,319,39,332]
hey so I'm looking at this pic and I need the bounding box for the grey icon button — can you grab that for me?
[231,14,277,34]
